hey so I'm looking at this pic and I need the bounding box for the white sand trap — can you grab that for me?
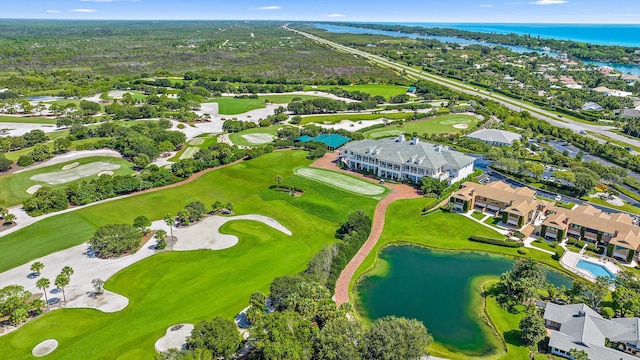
[173,215,292,251]
[295,167,385,196]
[32,339,58,357]
[180,147,199,160]
[14,150,122,174]
[189,138,205,146]
[97,171,114,176]
[61,162,80,171]
[241,133,274,144]
[26,185,42,194]
[155,324,195,353]
[319,119,388,132]
[453,124,469,129]
[30,162,121,185]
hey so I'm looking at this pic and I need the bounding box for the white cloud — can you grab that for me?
[325,13,346,17]
[70,8,98,13]
[529,0,568,4]
[46,10,61,13]
[480,4,494,7]
[254,6,282,10]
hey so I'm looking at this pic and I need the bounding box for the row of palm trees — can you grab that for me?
[30,261,74,306]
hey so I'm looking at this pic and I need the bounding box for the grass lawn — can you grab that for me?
[471,211,486,221]
[0,116,57,125]
[205,98,265,115]
[301,112,411,125]
[364,114,479,139]
[0,150,379,359]
[531,240,562,254]
[305,84,410,99]
[584,195,640,215]
[169,134,218,162]
[228,125,282,147]
[294,167,388,199]
[0,156,135,207]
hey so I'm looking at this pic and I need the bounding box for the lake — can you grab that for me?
[356,245,571,355]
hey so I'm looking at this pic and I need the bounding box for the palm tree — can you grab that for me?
[3,213,16,225]
[30,261,44,276]
[54,274,70,303]
[61,266,74,279]
[274,175,283,187]
[36,277,51,306]
[163,213,175,239]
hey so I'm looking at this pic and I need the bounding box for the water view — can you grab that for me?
[357,245,571,355]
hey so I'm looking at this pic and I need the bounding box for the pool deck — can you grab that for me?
[560,249,619,282]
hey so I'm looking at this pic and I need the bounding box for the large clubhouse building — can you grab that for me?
[340,136,476,184]
[451,181,640,263]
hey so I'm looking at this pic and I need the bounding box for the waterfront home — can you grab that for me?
[541,204,640,263]
[340,136,475,184]
[450,181,552,228]
[539,301,640,360]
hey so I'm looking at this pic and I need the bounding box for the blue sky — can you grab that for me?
[4,0,640,23]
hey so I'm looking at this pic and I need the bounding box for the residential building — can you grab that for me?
[340,137,475,184]
[592,86,633,97]
[539,301,640,360]
[581,102,604,111]
[620,108,640,119]
[621,74,640,84]
[450,181,552,228]
[541,204,640,263]
[465,129,522,147]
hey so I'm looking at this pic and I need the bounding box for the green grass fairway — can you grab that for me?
[364,114,479,139]
[205,98,266,115]
[0,116,57,124]
[301,112,411,125]
[228,125,282,147]
[295,167,386,198]
[0,156,135,207]
[305,84,409,99]
[169,134,218,162]
[0,150,380,358]
[258,94,325,103]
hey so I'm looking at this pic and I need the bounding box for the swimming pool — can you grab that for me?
[576,259,616,279]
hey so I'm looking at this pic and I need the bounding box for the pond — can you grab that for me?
[356,245,571,356]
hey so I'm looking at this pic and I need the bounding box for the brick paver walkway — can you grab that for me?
[310,152,422,306]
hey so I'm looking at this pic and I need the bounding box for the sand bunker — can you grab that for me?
[32,339,58,357]
[155,324,195,353]
[241,133,274,144]
[173,215,292,251]
[61,162,79,171]
[453,124,469,129]
[97,171,114,176]
[26,185,42,194]
[30,162,121,185]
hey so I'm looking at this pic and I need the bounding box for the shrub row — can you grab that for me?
[469,235,523,248]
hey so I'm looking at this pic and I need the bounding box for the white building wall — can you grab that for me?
[449,163,474,184]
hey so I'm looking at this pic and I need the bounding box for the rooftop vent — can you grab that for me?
[397,134,405,142]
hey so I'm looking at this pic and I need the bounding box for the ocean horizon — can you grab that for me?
[341,22,640,48]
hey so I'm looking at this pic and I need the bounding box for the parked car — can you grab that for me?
[555,195,562,201]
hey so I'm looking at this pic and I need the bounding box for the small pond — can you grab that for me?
[356,245,571,356]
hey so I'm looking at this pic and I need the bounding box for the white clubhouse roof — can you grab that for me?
[465,129,522,145]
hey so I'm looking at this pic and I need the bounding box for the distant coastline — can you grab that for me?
[344,22,640,48]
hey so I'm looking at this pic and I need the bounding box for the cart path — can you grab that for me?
[310,152,421,306]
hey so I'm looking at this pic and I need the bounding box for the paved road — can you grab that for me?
[284,25,640,150]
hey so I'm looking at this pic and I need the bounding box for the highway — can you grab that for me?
[285,25,640,151]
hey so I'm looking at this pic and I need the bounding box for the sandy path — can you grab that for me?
[14,150,121,174]
[309,152,421,306]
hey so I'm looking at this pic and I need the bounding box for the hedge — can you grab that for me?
[469,235,523,248]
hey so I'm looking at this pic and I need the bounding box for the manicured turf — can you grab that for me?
[301,112,411,125]
[584,195,640,215]
[0,150,379,359]
[0,116,57,124]
[205,98,266,115]
[364,114,479,139]
[305,84,410,99]
[295,167,386,198]
[169,134,218,162]
[0,156,135,206]
[227,125,282,147]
